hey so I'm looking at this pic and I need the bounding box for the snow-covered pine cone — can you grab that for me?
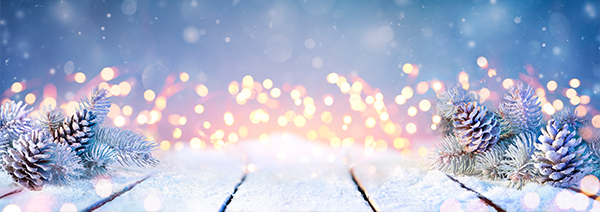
[453,102,500,153]
[53,109,96,154]
[533,119,591,188]
[2,131,55,191]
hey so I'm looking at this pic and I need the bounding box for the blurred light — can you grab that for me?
[307,130,318,140]
[25,93,36,105]
[194,104,205,114]
[294,115,306,127]
[324,96,334,106]
[402,63,413,74]
[553,100,564,110]
[101,67,115,81]
[247,164,256,172]
[144,90,156,101]
[277,151,286,160]
[522,192,540,209]
[384,123,395,134]
[179,72,189,82]
[406,123,417,134]
[215,130,225,140]
[476,56,488,68]
[263,79,273,89]
[555,190,573,210]
[224,112,234,126]
[11,82,23,93]
[242,75,254,88]
[330,137,341,148]
[257,92,268,104]
[351,82,363,92]
[321,111,333,123]
[178,116,187,125]
[365,96,375,104]
[581,95,591,104]
[114,116,125,127]
[401,86,414,99]
[305,104,316,115]
[416,81,429,94]
[432,82,443,92]
[365,117,376,128]
[229,81,240,94]
[408,106,418,117]
[203,121,211,129]
[543,103,556,115]
[259,133,269,144]
[572,192,589,211]
[277,116,288,126]
[419,100,431,111]
[303,97,314,106]
[155,96,167,110]
[373,100,384,110]
[327,73,339,84]
[291,90,300,100]
[395,95,406,105]
[270,88,281,98]
[593,115,600,128]
[196,84,209,97]
[566,88,577,98]
[137,113,148,124]
[479,88,490,101]
[547,81,558,91]
[340,82,351,94]
[458,71,469,84]
[3,204,21,212]
[488,69,497,78]
[375,139,387,152]
[239,126,248,138]
[228,133,238,143]
[570,78,580,88]
[95,179,112,198]
[122,105,132,116]
[99,82,110,89]
[502,78,514,89]
[160,140,170,151]
[342,124,348,131]
[418,147,429,157]
[393,138,404,149]
[432,115,441,124]
[143,195,161,212]
[432,124,438,130]
[191,138,205,149]
[173,128,182,139]
[294,99,302,105]
[342,137,354,147]
[59,203,77,212]
[380,112,389,121]
[581,175,600,195]
[110,85,121,96]
[119,81,131,96]
[74,72,86,83]
[570,96,580,105]
[575,105,587,117]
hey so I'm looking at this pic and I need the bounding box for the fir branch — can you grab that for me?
[475,143,507,181]
[78,87,111,127]
[48,143,83,185]
[498,132,538,189]
[436,86,478,119]
[431,135,478,175]
[0,101,34,156]
[82,142,116,177]
[38,105,66,135]
[553,107,589,130]
[95,127,159,167]
[498,84,543,136]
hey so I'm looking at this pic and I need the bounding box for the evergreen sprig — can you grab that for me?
[38,105,66,135]
[431,135,478,175]
[78,87,111,127]
[0,101,34,153]
[498,132,537,189]
[553,107,589,130]
[436,86,479,119]
[475,143,507,181]
[498,84,542,136]
[95,126,159,167]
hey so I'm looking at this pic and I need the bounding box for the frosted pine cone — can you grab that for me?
[2,131,55,190]
[53,109,96,153]
[453,102,500,153]
[533,119,591,188]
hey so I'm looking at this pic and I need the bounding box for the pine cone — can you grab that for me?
[533,119,590,188]
[453,102,500,153]
[1,131,55,191]
[53,109,96,154]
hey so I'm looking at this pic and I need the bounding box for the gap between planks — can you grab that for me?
[444,174,506,212]
[0,188,23,199]
[218,173,248,212]
[81,173,154,212]
[350,167,378,212]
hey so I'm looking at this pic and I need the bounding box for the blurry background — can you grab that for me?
[1,0,599,156]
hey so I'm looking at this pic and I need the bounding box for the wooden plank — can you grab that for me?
[352,151,492,211]
[225,134,372,211]
[97,149,245,211]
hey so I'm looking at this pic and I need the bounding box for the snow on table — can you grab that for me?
[225,133,372,211]
[351,151,489,211]
[99,148,245,211]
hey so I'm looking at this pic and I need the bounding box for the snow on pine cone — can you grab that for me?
[53,109,96,154]
[1,131,55,191]
[453,102,500,153]
[533,119,591,188]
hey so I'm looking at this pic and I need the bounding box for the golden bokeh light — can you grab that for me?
[263,79,273,89]
[416,81,429,94]
[365,117,376,128]
[395,95,406,105]
[122,105,132,116]
[229,81,240,94]
[224,112,234,126]
[228,133,239,143]
[11,82,23,93]
[340,82,351,94]
[342,137,354,147]
[351,82,363,92]
[307,130,318,140]
[114,116,125,127]
[119,81,131,96]
[570,96,580,105]
[196,84,209,97]
[401,86,414,99]
[547,80,558,91]
[408,106,418,117]
[74,72,86,83]
[144,90,156,101]
[569,78,580,88]
[380,112,389,121]
[190,137,204,149]
[179,72,189,82]
[580,95,590,104]
[476,56,488,68]
[324,96,334,106]
[330,137,341,148]
[406,123,417,134]
[294,115,306,127]
[203,121,211,129]
[402,63,413,74]
[418,147,429,157]
[552,100,564,111]
[419,100,431,111]
[432,81,443,92]
[270,87,281,98]
[110,85,121,96]
[160,140,170,151]
[178,116,187,125]
[155,96,167,110]
[277,116,288,126]
[393,137,404,149]
[321,111,333,124]
[543,103,555,115]
[592,115,600,128]
[327,73,339,84]
[502,78,514,89]
[173,128,182,139]
[432,115,441,124]
[101,67,115,81]
[384,123,395,135]
[242,75,254,88]
[194,104,205,114]
[25,93,36,105]
[565,88,577,98]
[259,133,270,144]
